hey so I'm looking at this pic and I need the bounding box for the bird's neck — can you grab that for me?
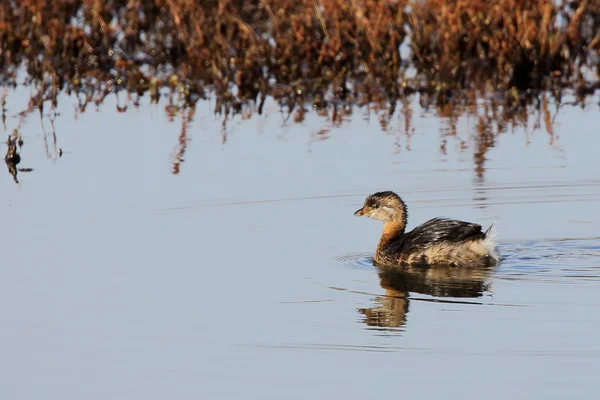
[377,219,406,248]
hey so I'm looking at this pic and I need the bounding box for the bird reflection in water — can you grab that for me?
[358,265,493,331]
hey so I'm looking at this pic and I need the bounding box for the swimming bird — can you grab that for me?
[354,191,499,268]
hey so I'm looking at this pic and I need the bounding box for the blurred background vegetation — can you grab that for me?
[1,0,599,178]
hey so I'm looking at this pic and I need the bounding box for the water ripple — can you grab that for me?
[497,237,600,283]
[332,253,375,270]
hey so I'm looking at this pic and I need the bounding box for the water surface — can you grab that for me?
[1,92,600,399]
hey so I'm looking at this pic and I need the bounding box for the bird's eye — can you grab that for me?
[372,204,379,209]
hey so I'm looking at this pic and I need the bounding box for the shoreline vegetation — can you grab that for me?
[1,0,599,178]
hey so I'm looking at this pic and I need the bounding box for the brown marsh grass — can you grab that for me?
[1,0,599,176]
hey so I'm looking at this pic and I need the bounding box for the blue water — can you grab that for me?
[1,90,600,399]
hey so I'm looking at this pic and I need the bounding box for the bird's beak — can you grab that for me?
[354,207,365,216]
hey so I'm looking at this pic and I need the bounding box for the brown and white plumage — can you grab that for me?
[354,191,499,268]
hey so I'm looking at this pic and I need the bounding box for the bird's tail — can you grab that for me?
[483,222,500,262]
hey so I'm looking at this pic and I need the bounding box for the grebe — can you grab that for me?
[354,191,499,268]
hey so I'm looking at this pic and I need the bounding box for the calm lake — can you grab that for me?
[2,89,600,399]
